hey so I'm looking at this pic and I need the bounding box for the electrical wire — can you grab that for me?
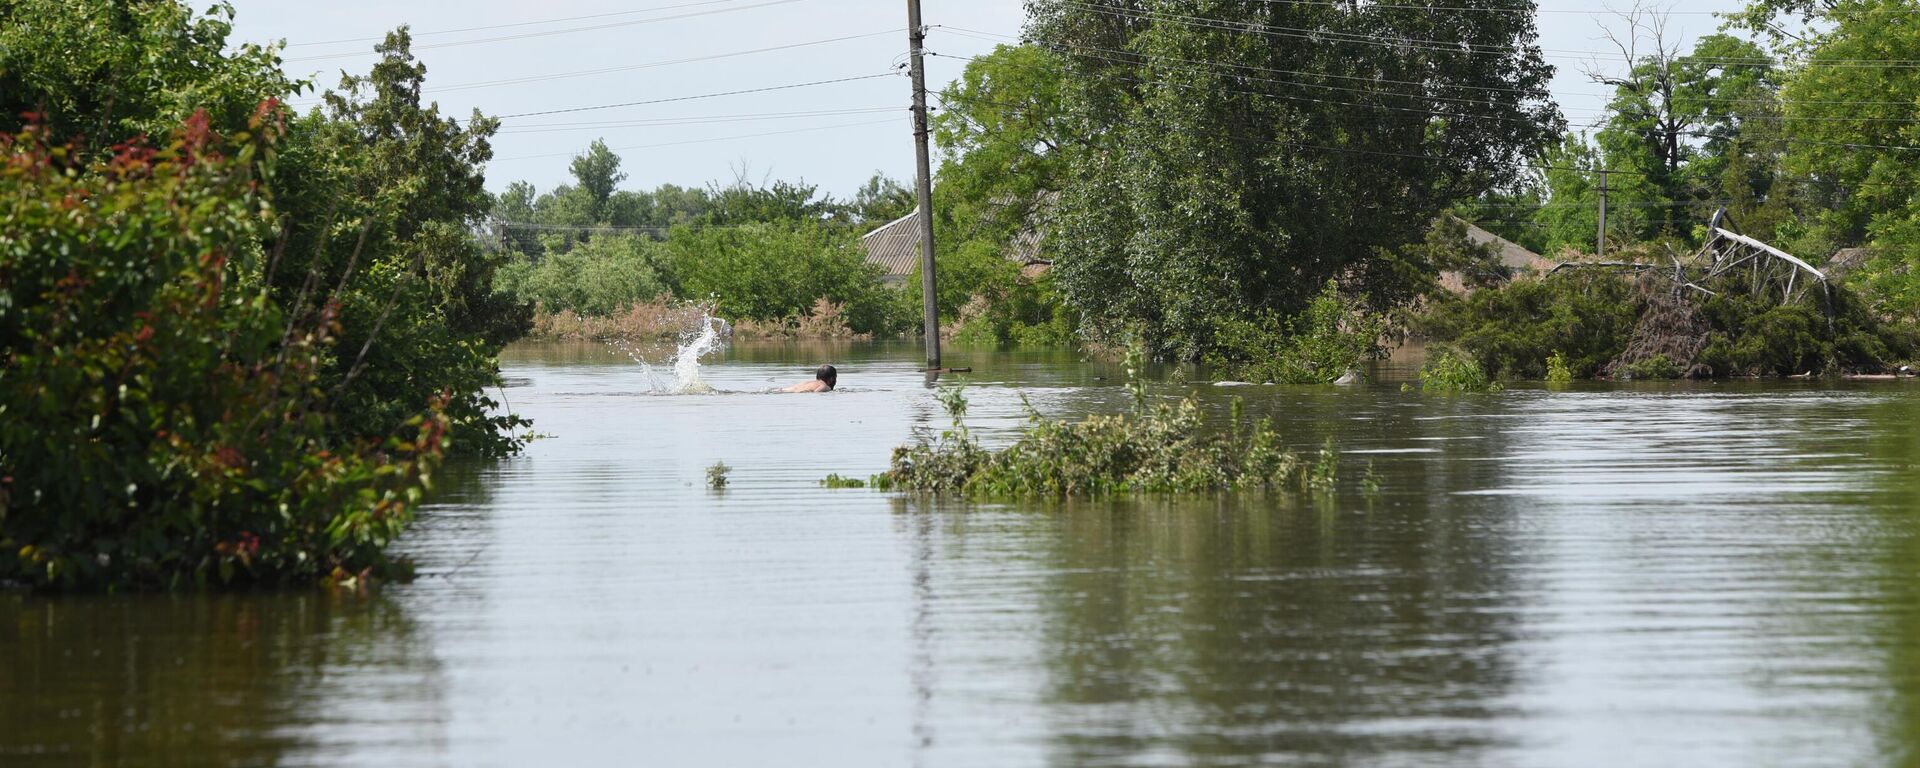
[489,116,902,161]
[496,107,902,134]
[1044,0,1920,68]
[285,0,807,63]
[940,25,1920,108]
[491,72,901,120]
[285,0,746,47]
[428,29,904,93]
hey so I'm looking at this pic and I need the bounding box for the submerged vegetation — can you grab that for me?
[1421,270,1916,380]
[1417,348,1501,392]
[880,387,1345,497]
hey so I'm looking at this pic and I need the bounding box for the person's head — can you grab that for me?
[816,364,838,389]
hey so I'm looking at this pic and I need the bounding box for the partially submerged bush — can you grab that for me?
[1206,280,1385,383]
[1419,273,1637,379]
[1617,354,1682,380]
[1545,351,1574,384]
[1417,346,1500,392]
[879,388,1318,496]
[0,115,445,590]
[1420,270,1915,379]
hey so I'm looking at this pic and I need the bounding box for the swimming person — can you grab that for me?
[781,364,837,393]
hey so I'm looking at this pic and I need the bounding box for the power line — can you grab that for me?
[931,33,1920,129]
[284,0,745,47]
[491,73,900,120]
[429,29,903,93]
[1045,0,1920,69]
[490,117,901,161]
[497,107,902,134]
[284,0,807,63]
[940,26,1920,108]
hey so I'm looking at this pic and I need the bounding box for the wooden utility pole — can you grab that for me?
[907,0,940,370]
[1596,168,1608,258]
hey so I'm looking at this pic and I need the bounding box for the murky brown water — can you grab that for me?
[6,340,1920,766]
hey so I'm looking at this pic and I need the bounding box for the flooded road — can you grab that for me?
[7,340,1920,766]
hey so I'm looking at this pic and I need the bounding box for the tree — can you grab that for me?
[1756,0,1920,314]
[1026,0,1563,359]
[849,171,914,226]
[569,138,627,223]
[0,0,293,148]
[271,28,529,454]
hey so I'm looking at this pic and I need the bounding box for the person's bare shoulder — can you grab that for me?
[779,380,829,393]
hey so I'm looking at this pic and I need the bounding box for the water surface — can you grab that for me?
[6,340,1920,766]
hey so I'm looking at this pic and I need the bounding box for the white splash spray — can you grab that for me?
[666,314,726,393]
[614,311,729,393]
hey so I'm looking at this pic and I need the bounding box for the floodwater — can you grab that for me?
[7,340,1920,767]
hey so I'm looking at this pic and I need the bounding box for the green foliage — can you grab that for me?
[1423,270,1915,379]
[667,222,901,334]
[271,29,529,456]
[1031,1,1562,359]
[0,0,295,148]
[1308,439,1340,492]
[0,116,445,591]
[1206,281,1385,384]
[706,461,731,489]
[848,171,913,226]
[1692,285,1915,376]
[1545,351,1574,385]
[1618,354,1682,380]
[1360,461,1382,495]
[1418,347,1501,392]
[819,474,869,489]
[495,235,670,316]
[1420,275,1640,379]
[880,387,1310,497]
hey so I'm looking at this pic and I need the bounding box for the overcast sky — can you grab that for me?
[225,0,1749,199]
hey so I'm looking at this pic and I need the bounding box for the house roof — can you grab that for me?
[862,192,1058,280]
[1459,219,1553,272]
[861,210,923,279]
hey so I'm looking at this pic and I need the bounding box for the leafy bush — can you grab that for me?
[879,388,1312,496]
[1417,346,1500,392]
[1545,351,1574,384]
[667,222,902,335]
[1617,354,1682,380]
[496,235,670,316]
[1419,274,1639,379]
[0,116,444,591]
[1206,280,1385,383]
[1423,270,1915,379]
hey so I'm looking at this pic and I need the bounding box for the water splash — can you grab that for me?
[667,314,727,393]
[612,311,729,393]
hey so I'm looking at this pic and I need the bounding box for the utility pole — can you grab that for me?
[907,0,940,371]
[1596,168,1608,258]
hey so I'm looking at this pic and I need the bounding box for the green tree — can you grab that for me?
[270,28,529,455]
[568,138,627,223]
[849,171,914,226]
[1027,0,1563,359]
[1754,0,1920,314]
[0,0,293,147]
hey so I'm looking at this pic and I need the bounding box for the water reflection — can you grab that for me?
[0,591,441,766]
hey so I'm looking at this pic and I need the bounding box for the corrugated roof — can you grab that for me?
[862,193,1059,281]
[1460,219,1553,272]
[861,210,923,280]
